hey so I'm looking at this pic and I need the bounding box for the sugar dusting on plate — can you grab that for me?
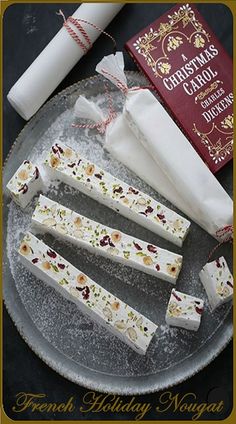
[5,75,232,379]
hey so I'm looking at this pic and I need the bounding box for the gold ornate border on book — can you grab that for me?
[193,120,233,165]
[133,4,210,78]
[194,80,223,104]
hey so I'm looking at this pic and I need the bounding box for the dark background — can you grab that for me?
[3,2,233,421]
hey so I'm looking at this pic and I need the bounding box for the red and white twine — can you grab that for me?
[215,224,233,241]
[57,9,154,130]
[100,69,129,94]
[57,9,116,54]
[71,73,155,133]
[100,68,155,95]
[72,84,117,134]
[208,225,233,262]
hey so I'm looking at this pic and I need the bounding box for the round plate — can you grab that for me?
[3,72,233,395]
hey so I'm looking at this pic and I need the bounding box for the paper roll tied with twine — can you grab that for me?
[7,3,123,120]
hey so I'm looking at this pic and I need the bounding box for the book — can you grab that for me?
[125,3,233,173]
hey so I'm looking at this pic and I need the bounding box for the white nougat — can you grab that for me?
[199,256,233,311]
[32,195,183,284]
[165,289,204,331]
[44,141,190,246]
[18,232,157,354]
[6,160,43,208]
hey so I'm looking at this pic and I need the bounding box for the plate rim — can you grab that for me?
[3,73,233,395]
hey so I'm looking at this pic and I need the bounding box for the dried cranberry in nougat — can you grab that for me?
[199,256,233,311]
[32,195,183,284]
[6,160,43,208]
[44,142,190,247]
[18,232,157,355]
[165,289,204,331]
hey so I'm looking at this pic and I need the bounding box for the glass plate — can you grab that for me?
[3,72,233,394]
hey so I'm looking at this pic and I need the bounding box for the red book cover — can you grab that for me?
[125,3,233,173]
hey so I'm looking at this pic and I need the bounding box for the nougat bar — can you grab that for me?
[44,142,190,246]
[32,195,183,284]
[18,232,157,354]
[165,289,204,331]
[6,160,43,208]
[199,256,233,311]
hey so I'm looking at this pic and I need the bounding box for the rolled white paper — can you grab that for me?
[124,89,233,240]
[7,3,123,120]
[96,52,233,242]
